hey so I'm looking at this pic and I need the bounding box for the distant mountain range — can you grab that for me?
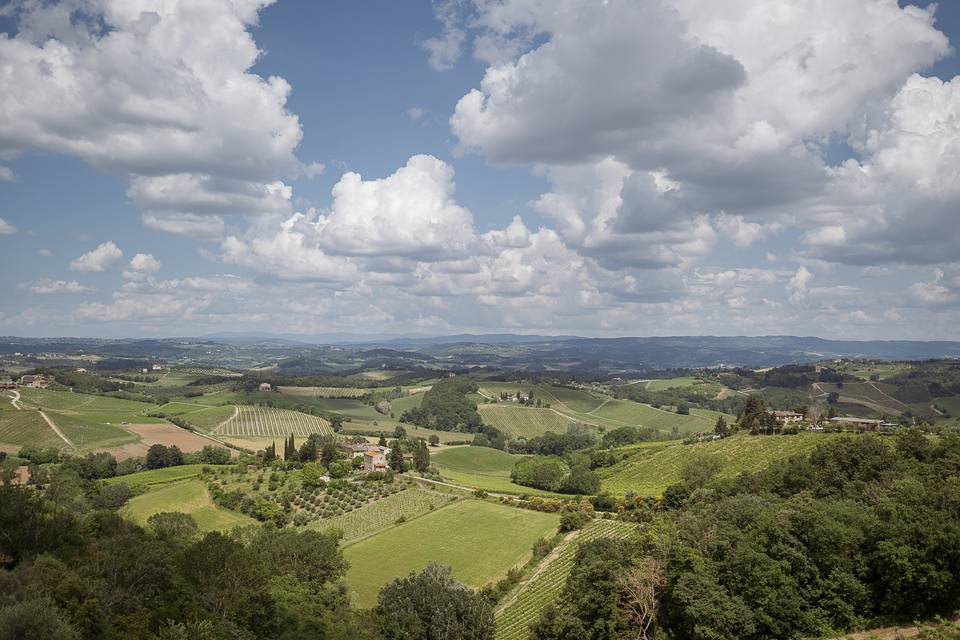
[3,334,960,372]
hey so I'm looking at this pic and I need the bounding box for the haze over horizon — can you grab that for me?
[4,1,960,340]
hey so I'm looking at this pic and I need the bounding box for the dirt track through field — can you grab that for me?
[39,411,75,448]
[7,389,21,410]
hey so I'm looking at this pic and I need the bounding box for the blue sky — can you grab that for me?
[2,1,960,339]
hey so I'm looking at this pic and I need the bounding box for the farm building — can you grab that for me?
[362,450,388,472]
[342,442,390,459]
[152,364,164,371]
[19,375,47,388]
[768,410,804,424]
[829,416,882,432]
[0,380,16,389]
[259,382,272,392]
[75,367,87,373]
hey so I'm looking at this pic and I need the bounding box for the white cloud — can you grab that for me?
[787,266,813,304]
[69,241,123,272]
[0,0,302,226]
[302,162,326,179]
[421,0,467,71]
[317,155,478,260]
[407,107,426,122]
[142,212,225,238]
[0,217,16,235]
[28,279,95,294]
[715,214,780,248]
[123,252,161,278]
[0,166,14,181]
[38,248,53,257]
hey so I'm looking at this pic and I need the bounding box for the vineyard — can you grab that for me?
[310,487,455,541]
[478,405,576,438]
[179,405,238,432]
[494,519,638,640]
[599,433,841,496]
[213,405,332,437]
[344,500,559,608]
[0,405,63,448]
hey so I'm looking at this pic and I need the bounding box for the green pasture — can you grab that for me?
[122,478,254,532]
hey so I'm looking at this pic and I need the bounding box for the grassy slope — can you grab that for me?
[344,500,559,608]
[104,464,231,488]
[599,433,842,496]
[122,479,254,532]
[431,446,561,496]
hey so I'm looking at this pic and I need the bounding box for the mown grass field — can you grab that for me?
[309,487,454,542]
[213,406,331,437]
[0,404,63,448]
[344,500,559,608]
[122,479,254,532]
[18,388,153,415]
[478,405,576,438]
[431,446,562,496]
[645,377,701,391]
[495,519,638,640]
[599,433,842,496]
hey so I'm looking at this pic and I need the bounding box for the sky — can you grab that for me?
[2,0,960,340]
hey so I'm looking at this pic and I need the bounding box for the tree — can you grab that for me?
[376,563,494,640]
[320,442,339,467]
[413,439,430,473]
[298,436,318,463]
[378,434,388,447]
[428,434,440,447]
[714,415,728,438]
[617,558,666,640]
[561,465,600,495]
[393,425,407,439]
[329,415,344,432]
[388,441,405,473]
[197,445,231,465]
[301,462,326,488]
[148,512,199,540]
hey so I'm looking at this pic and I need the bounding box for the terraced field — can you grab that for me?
[344,500,559,608]
[495,519,638,640]
[478,405,576,438]
[310,487,454,541]
[213,405,331,437]
[599,433,841,496]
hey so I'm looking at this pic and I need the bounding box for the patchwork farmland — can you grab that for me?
[213,405,332,437]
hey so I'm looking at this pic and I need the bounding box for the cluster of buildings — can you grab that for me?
[341,442,392,472]
[766,409,896,433]
[0,374,48,389]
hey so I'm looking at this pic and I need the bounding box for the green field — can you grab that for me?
[599,433,841,496]
[309,487,454,541]
[122,479,254,532]
[343,500,559,608]
[814,381,909,415]
[432,447,562,496]
[104,464,228,488]
[495,519,638,640]
[279,386,370,398]
[478,405,576,438]
[645,377,701,391]
[213,405,332,437]
[588,398,720,433]
[0,405,63,448]
[46,411,139,449]
[18,388,154,415]
[178,405,238,432]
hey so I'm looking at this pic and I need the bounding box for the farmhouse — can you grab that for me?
[362,450,388,472]
[152,364,164,371]
[768,410,804,424]
[259,382,272,392]
[829,416,882,432]
[342,442,385,457]
[75,367,88,373]
[19,375,47,388]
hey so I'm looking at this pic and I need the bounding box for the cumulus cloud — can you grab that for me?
[0,166,14,181]
[27,279,95,294]
[420,0,467,71]
[123,252,161,279]
[0,0,301,227]
[787,267,813,304]
[69,241,123,272]
[0,217,16,235]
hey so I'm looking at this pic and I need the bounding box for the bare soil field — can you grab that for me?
[97,423,229,460]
